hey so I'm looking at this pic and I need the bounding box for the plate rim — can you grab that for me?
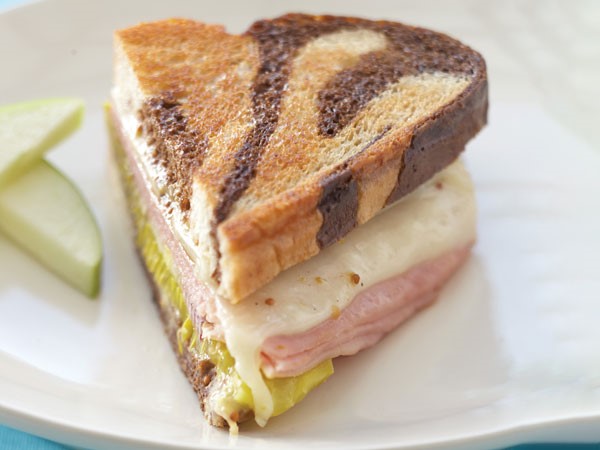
[2,1,600,449]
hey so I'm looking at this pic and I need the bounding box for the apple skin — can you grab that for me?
[0,98,84,189]
[0,97,101,297]
[0,160,102,298]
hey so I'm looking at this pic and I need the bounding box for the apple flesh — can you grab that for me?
[0,98,84,188]
[0,160,102,297]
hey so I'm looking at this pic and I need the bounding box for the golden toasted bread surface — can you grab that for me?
[114,14,487,302]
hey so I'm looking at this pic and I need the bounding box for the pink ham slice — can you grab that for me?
[260,244,472,378]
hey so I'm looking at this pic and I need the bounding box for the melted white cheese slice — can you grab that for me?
[216,160,476,425]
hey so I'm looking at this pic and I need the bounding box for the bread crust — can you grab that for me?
[115,14,488,302]
[149,264,229,428]
[217,64,487,302]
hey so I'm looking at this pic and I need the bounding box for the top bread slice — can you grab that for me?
[113,14,487,303]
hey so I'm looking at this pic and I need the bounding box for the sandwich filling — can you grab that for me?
[109,99,476,427]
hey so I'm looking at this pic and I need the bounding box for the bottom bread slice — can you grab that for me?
[145,263,232,428]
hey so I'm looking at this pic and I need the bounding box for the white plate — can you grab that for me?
[1,1,600,449]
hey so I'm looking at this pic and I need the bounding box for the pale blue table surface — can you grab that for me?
[0,0,598,449]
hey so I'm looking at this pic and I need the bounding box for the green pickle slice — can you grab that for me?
[108,107,333,423]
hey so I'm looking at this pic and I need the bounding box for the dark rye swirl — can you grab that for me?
[114,14,487,303]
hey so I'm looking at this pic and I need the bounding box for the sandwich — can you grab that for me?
[107,14,487,431]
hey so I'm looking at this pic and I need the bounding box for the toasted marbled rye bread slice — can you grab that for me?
[113,14,487,303]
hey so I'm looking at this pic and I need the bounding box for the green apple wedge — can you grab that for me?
[0,160,102,297]
[0,98,84,188]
